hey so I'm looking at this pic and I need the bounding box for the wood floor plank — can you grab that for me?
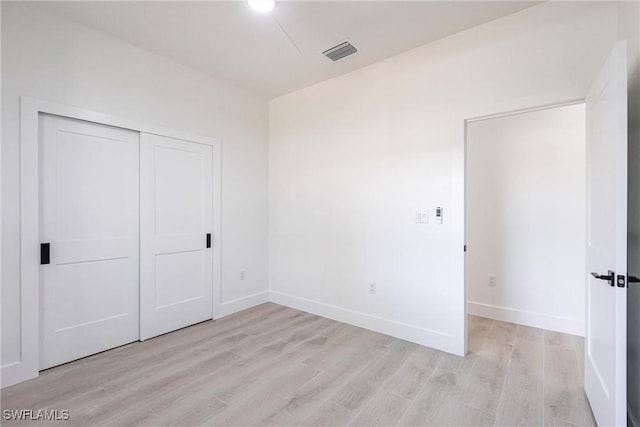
[437,352,475,381]
[3,348,163,410]
[228,313,323,357]
[398,368,466,426]
[253,409,302,427]
[544,330,577,351]
[106,350,239,403]
[281,321,356,363]
[510,336,543,380]
[468,316,493,355]
[573,335,585,379]
[543,384,595,427]
[496,370,543,426]
[384,345,442,400]
[164,342,294,407]
[476,320,516,366]
[301,400,355,427]
[141,303,286,358]
[151,393,227,426]
[102,331,245,396]
[544,343,595,427]
[544,347,581,388]
[447,403,495,426]
[349,390,410,426]
[516,324,544,342]
[59,390,152,427]
[151,332,313,414]
[220,360,320,407]
[240,307,308,337]
[302,328,394,370]
[2,387,113,427]
[283,332,394,419]
[207,393,291,426]
[100,405,158,427]
[458,358,508,415]
[330,340,416,411]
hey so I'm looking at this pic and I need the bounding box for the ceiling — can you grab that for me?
[38,1,541,99]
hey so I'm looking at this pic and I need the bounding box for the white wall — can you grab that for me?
[1,2,269,381]
[466,105,586,335]
[269,1,619,355]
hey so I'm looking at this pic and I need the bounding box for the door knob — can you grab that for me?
[591,270,615,287]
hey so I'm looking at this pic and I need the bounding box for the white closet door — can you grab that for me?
[140,133,214,340]
[39,114,140,370]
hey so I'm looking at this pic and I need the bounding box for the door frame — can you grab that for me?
[461,98,585,354]
[5,96,222,387]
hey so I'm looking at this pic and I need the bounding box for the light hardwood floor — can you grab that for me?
[1,303,595,426]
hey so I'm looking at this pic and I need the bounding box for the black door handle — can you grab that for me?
[206,233,211,249]
[41,243,50,265]
[630,275,640,284]
[591,270,615,287]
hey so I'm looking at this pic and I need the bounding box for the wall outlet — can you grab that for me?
[488,275,497,287]
[368,283,377,294]
[240,271,246,281]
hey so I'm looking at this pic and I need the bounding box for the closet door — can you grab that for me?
[39,114,140,370]
[140,133,214,340]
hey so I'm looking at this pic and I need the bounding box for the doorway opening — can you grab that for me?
[465,102,587,337]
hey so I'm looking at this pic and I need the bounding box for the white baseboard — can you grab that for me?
[467,301,584,336]
[1,361,38,389]
[269,291,462,355]
[215,291,269,319]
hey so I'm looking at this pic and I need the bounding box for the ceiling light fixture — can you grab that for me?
[247,0,275,13]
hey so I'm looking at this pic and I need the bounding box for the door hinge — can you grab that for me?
[617,274,626,288]
[206,233,212,249]
[464,245,467,252]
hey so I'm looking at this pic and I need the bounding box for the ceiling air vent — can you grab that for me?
[323,41,358,62]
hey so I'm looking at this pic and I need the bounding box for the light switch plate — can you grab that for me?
[416,211,428,224]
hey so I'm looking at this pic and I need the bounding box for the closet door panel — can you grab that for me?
[39,114,140,370]
[140,133,214,340]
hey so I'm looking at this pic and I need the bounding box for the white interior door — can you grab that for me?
[585,41,628,427]
[140,133,214,340]
[39,114,140,370]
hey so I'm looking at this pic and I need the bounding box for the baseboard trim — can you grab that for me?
[269,291,462,355]
[467,301,584,336]
[215,291,269,319]
[1,361,38,389]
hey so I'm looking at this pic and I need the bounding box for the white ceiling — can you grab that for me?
[38,1,541,99]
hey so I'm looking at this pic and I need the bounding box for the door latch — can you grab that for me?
[616,275,626,288]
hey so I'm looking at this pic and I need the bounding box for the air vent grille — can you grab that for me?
[323,41,357,62]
